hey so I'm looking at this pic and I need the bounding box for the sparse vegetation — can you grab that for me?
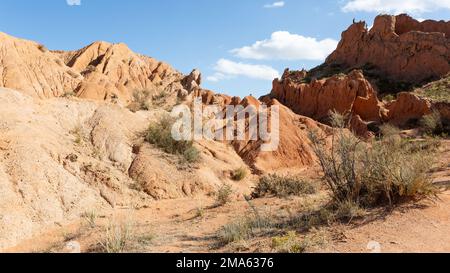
[218,214,272,245]
[216,184,233,206]
[146,115,200,163]
[136,234,155,246]
[379,124,401,138]
[383,94,396,102]
[252,174,317,198]
[416,76,450,103]
[271,230,328,253]
[70,124,85,145]
[420,111,444,136]
[81,211,98,228]
[99,220,133,253]
[308,111,439,208]
[231,167,248,181]
[195,207,205,219]
[63,91,76,98]
[128,89,152,112]
[153,90,167,102]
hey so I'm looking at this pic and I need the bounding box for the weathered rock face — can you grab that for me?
[0,32,184,103]
[386,92,433,125]
[0,87,252,249]
[326,14,450,85]
[270,67,448,131]
[227,96,333,173]
[270,70,383,123]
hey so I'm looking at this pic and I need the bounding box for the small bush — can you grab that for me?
[252,174,317,198]
[333,201,366,222]
[232,167,248,181]
[99,221,133,253]
[146,115,200,163]
[420,111,443,136]
[70,125,85,145]
[216,184,233,206]
[309,111,438,208]
[128,90,152,112]
[218,215,272,245]
[182,146,200,164]
[379,124,401,138]
[63,91,76,98]
[81,211,98,228]
[272,231,306,253]
[383,94,396,102]
[195,207,205,219]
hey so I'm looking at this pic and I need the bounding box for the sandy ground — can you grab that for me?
[5,141,450,254]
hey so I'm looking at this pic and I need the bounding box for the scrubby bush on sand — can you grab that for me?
[146,115,200,163]
[308,111,439,208]
[252,174,317,198]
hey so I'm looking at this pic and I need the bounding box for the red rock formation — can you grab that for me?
[270,66,449,132]
[386,92,432,125]
[270,69,383,123]
[230,97,333,173]
[326,14,450,85]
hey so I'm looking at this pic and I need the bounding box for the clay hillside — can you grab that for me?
[0,14,449,253]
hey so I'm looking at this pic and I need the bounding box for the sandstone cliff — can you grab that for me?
[326,14,450,86]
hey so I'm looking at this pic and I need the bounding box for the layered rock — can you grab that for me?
[0,87,252,249]
[0,32,185,103]
[219,96,333,173]
[270,70,383,123]
[270,68,449,131]
[326,14,450,85]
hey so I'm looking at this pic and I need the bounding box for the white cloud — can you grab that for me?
[342,0,450,14]
[264,1,285,8]
[231,31,338,61]
[207,59,280,82]
[66,0,81,6]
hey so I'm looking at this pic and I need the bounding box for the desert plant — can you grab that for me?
[216,184,233,206]
[70,124,84,145]
[63,91,76,98]
[146,115,200,163]
[308,111,438,208]
[252,174,317,198]
[382,94,396,102]
[81,211,98,228]
[379,124,401,138]
[128,89,152,112]
[420,111,443,136]
[195,207,205,219]
[231,167,248,181]
[272,231,307,253]
[99,221,133,253]
[218,214,272,245]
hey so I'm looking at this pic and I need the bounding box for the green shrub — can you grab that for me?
[232,167,248,181]
[420,111,443,136]
[128,90,152,112]
[252,174,317,198]
[218,214,272,245]
[272,231,306,253]
[216,184,233,206]
[383,94,396,102]
[146,115,200,163]
[308,111,438,208]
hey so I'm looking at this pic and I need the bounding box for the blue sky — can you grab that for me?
[0,0,449,97]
